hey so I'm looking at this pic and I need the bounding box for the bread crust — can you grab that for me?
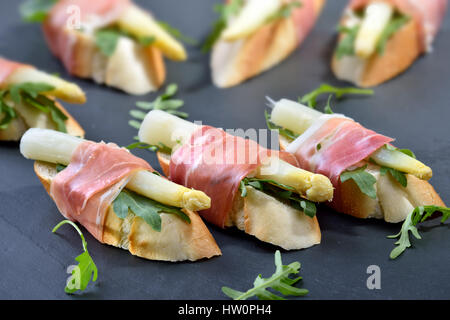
[332,18,421,87]
[157,151,321,250]
[211,0,325,88]
[34,161,221,262]
[279,136,445,222]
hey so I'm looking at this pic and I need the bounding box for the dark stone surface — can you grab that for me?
[0,0,449,299]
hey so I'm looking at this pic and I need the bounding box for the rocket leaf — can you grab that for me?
[52,220,98,294]
[222,250,308,300]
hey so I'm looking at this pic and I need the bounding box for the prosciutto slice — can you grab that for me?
[50,141,151,242]
[43,0,130,74]
[349,0,448,52]
[286,114,393,206]
[169,126,297,228]
[0,57,29,84]
[291,0,322,45]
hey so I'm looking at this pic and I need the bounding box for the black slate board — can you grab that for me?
[0,0,449,300]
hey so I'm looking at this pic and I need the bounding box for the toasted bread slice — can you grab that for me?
[60,29,166,95]
[211,0,325,88]
[0,101,84,142]
[156,151,321,250]
[332,19,421,87]
[279,136,445,222]
[34,161,222,262]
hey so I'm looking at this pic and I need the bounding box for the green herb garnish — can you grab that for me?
[240,177,316,217]
[300,83,374,108]
[19,0,57,23]
[266,1,302,23]
[201,0,244,52]
[380,166,407,187]
[129,83,188,131]
[335,25,360,59]
[158,21,198,46]
[265,109,299,140]
[0,91,17,130]
[113,189,190,232]
[340,165,377,199]
[376,15,409,55]
[52,220,98,294]
[95,27,156,57]
[0,82,67,132]
[126,141,172,154]
[323,95,334,114]
[388,206,450,259]
[222,250,308,300]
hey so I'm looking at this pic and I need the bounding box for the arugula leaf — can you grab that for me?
[95,27,157,57]
[112,189,190,232]
[335,25,359,60]
[130,83,188,131]
[136,36,156,46]
[95,30,121,57]
[0,82,67,132]
[158,21,198,46]
[340,165,377,199]
[52,220,98,294]
[266,1,302,23]
[380,166,407,187]
[265,110,299,140]
[19,0,58,23]
[300,83,374,108]
[240,177,316,218]
[222,250,308,300]
[0,98,17,130]
[323,95,334,114]
[388,206,450,259]
[201,0,244,52]
[398,148,416,159]
[376,15,409,55]
[126,141,172,154]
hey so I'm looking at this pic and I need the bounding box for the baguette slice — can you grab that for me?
[0,102,84,142]
[68,30,166,95]
[279,136,445,222]
[211,0,325,88]
[34,161,221,262]
[156,151,321,250]
[332,18,421,87]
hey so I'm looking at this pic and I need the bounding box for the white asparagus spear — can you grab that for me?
[221,0,282,41]
[354,1,394,59]
[138,110,199,151]
[5,67,86,104]
[139,110,333,202]
[270,99,432,180]
[20,128,210,211]
[117,4,187,61]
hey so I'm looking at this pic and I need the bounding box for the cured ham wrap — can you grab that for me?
[20,128,221,262]
[0,57,85,141]
[40,0,187,95]
[332,0,448,87]
[209,0,326,88]
[138,110,335,250]
[268,98,445,222]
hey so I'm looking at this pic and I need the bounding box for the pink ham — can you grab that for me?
[348,0,448,52]
[286,115,393,207]
[291,0,322,45]
[50,141,151,242]
[43,0,130,74]
[169,126,298,228]
[0,57,30,85]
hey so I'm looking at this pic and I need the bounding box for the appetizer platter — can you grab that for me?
[0,0,449,300]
